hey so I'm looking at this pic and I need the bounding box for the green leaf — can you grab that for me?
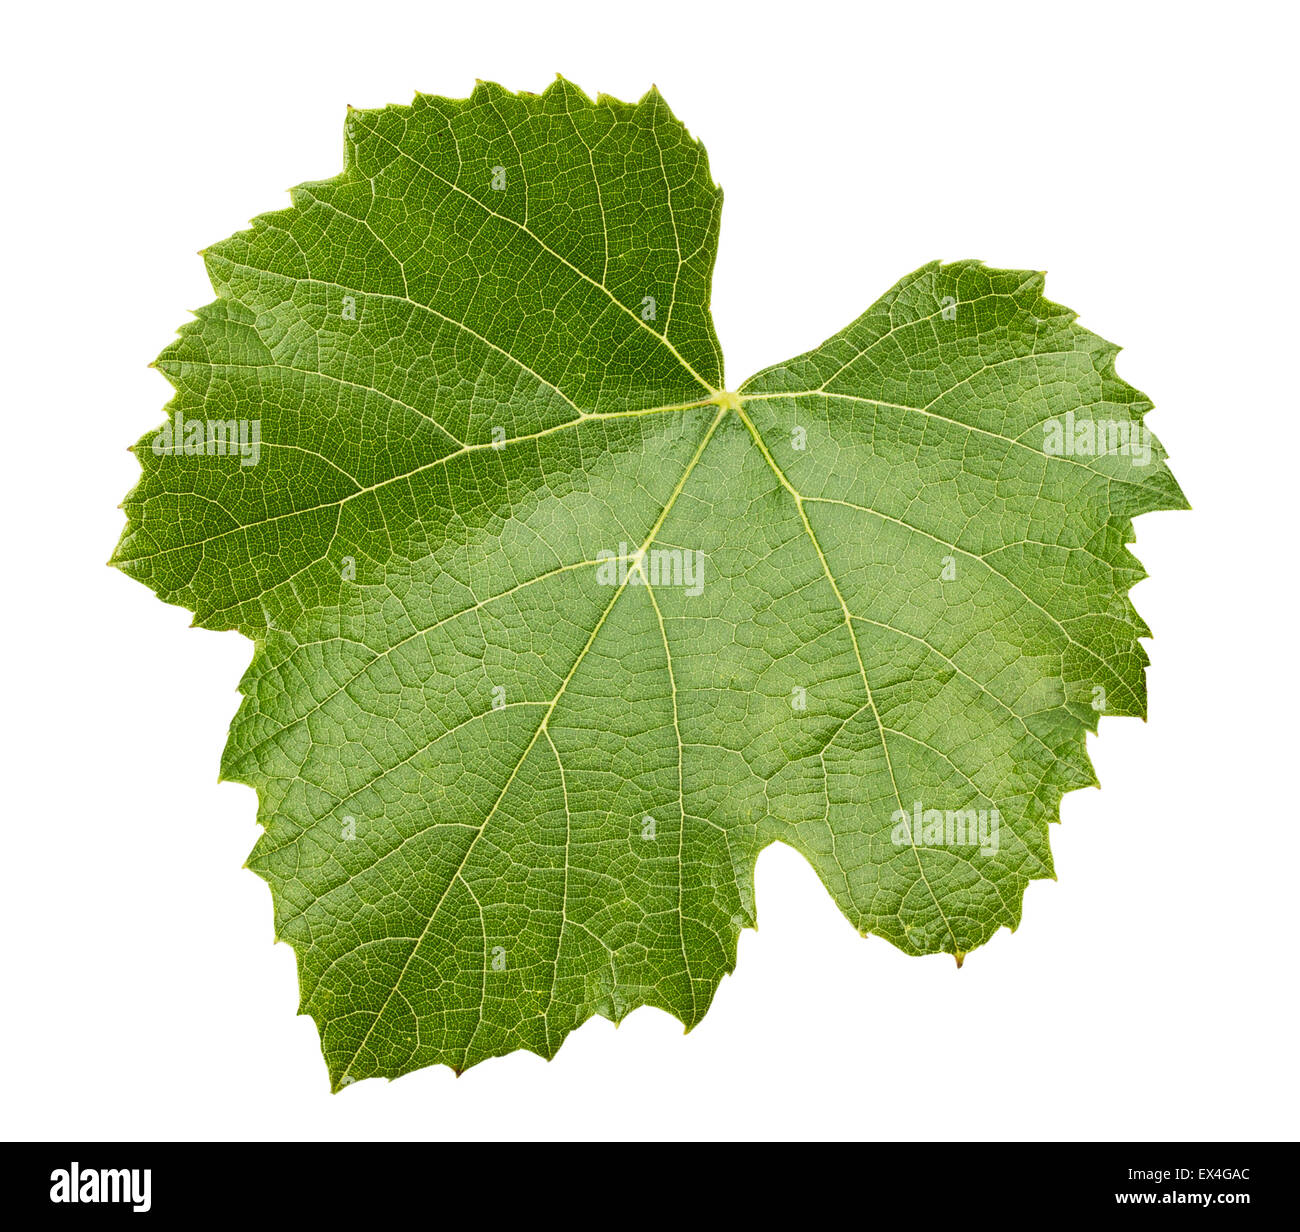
[113,77,1186,1087]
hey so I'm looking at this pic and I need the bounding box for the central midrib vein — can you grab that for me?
[337,400,729,1085]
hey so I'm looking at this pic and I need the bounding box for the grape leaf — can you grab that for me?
[113,77,1186,1087]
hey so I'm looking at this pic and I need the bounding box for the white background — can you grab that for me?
[3,0,1296,1141]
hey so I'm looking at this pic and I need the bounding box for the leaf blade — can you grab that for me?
[113,87,1185,1085]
